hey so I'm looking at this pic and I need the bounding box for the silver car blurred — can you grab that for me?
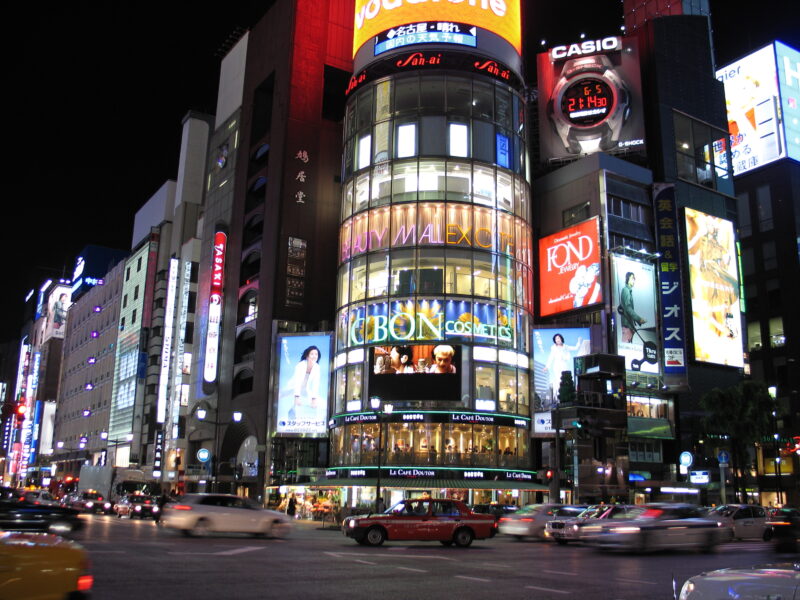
[498,504,585,540]
[678,562,799,599]
[545,504,644,544]
[582,503,726,552]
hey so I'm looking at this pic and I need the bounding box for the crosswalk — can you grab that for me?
[718,541,775,553]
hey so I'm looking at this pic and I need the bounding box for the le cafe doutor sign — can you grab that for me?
[327,468,535,481]
[335,412,528,428]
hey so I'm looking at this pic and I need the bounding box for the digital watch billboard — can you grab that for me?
[352,0,522,58]
[275,333,333,435]
[538,217,602,317]
[537,36,645,161]
[717,42,799,175]
[368,344,461,401]
[610,255,659,374]
[684,208,743,368]
[532,328,591,410]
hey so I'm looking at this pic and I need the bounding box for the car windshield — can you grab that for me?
[129,496,153,504]
[578,506,607,519]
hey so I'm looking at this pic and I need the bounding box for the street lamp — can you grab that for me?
[370,396,393,513]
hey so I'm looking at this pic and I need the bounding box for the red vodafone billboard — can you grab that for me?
[539,217,602,317]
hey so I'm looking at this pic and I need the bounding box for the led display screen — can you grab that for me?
[353,0,521,57]
[610,255,659,374]
[538,217,602,317]
[717,42,800,175]
[276,333,333,435]
[532,328,591,410]
[368,344,461,401]
[684,208,743,367]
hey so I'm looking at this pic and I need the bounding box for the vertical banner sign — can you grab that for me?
[153,430,164,477]
[157,258,180,424]
[286,237,308,308]
[654,184,687,376]
[204,232,227,384]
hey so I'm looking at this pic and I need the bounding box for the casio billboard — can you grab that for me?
[550,36,621,60]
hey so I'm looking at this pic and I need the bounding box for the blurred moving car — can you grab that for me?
[0,486,22,501]
[343,498,496,547]
[678,562,799,599]
[583,503,725,552]
[470,503,519,521]
[0,500,84,534]
[20,490,60,506]
[545,504,644,544]
[160,493,291,537]
[114,494,160,519]
[706,504,769,541]
[0,532,93,599]
[766,507,800,554]
[498,504,585,540]
[65,491,113,514]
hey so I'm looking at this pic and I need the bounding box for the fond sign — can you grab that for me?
[352,0,521,56]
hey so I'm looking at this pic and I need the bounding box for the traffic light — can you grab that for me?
[545,469,554,480]
[16,403,27,416]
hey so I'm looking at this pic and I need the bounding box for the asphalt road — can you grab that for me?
[64,514,786,600]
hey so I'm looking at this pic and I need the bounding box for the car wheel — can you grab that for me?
[453,528,474,548]
[763,528,773,542]
[440,540,453,546]
[191,518,211,537]
[365,526,386,546]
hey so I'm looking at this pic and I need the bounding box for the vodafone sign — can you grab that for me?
[353,0,521,57]
[538,217,602,317]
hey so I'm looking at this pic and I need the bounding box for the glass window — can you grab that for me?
[517,370,530,415]
[498,367,516,413]
[339,218,352,263]
[336,307,349,350]
[763,240,777,270]
[446,77,472,114]
[371,165,391,207]
[497,171,513,213]
[394,76,419,114]
[354,172,370,213]
[474,206,496,253]
[472,424,494,457]
[374,80,392,121]
[420,115,446,156]
[769,317,784,347]
[351,256,367,301]
[563,202,590,227]
[351,212,369,257]
[346,364,363,409]
[334,369,347,414]
[356,87,373,132]
[358,134,371,170]
[472,120,494,163]
[330,426,345,465]
[497,212,514,256]
[497,256,514,304]
[367,253,389,298]
[445,204,472,248]
[473,164,495,207]
[341,180,354,221]
[446,249,472,295]
[391,203,417,248]
[445,161,471,202]
[370,206,391,252]
[449,123,469,157]
[373,121,391,163]
[756,185,773,231]
[346,425,361,464]
[473,254,496,298]
[472,81,494,120]
[495,87,512,128]
[420,77,444,112]
[417,249,445,294]
[391,249,416,295]
[396,122,417,158]
[736,192,751,238]
[418,160,445,201]
[391,161,418,203]
[337,263,350,306]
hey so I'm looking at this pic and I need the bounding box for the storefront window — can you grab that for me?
[351,256,367,301]
[475,364,497,406]
[371,164,391,207]
[354,172,370,213]
[391,160,418,203]
[336,263,350,307]
[417,202,445,247]
[445,248,472,295]
[345,364,363,409]
[367,253,389,298]
[341,180,354,221]
[497,257,514,304]
[497,212,514,256]
[473,253,497,298]
[391,203,417,249]
[417,249,444,295]
[390,249,416,295]
[361,423,380,465]
[498,367,517,413]
[517,370,530,415]
[334,368,347,414]
[471,424,494,465]
[446,161,471,202]
[396,122,417,158]
[418,160,446,201]
[473,164,495,207]
[346,424,361,464]
[449,122,469,158]
[497,425,516,464]
[331,427,345,465]
[445,203,472,248]
[369,206,390,252]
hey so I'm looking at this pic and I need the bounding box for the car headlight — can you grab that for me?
[153,506,159,512]
[86,502,94,508]
[609,526,640,534]
[348,520,356,528]
[104,502,112,509]
[135,505,142,511]
[572,524,580,531]
[678,580,694,600]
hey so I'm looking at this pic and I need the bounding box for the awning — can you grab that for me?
[308,478,548,491]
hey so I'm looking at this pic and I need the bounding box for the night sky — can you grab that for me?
[4,0,798,342]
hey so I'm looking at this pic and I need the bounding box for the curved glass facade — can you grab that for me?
[332,71,535,475]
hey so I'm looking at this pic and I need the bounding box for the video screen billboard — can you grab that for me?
[611,256,659,373]
[42,285,72,342]
[684,208,743,367]
[352,0,522,57]
[537,36,645,161]
[717,44,786,175]
[368,344,461,401]
[275,333,333,435]
[532,328,591,410]
[539,217,602,317]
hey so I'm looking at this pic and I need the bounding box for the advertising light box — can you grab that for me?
[353,0,522,57]
[276,333,333,435]
[684,208,743,367]
[610,255,659,374]
[368,344,461,401]
[532,328,591,410]
[717,41,799,175]
[538,217,602,317]
[42,285,72,342]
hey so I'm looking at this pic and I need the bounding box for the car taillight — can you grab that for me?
[172,504,193,511]
[77,575,93,592]
[520,518,534,522]
[499,517,509,522]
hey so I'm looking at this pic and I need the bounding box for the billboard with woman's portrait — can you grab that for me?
[43,286,72,342]
[532,328,591,410]
[275,333,332,435]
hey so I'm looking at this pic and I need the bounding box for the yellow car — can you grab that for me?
[0,532,92,600]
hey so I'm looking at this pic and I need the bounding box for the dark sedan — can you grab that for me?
[0,500,85,534]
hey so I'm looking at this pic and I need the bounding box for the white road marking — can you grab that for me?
[87,550,126,554]
[543,569,577,576]
[216,546,265,556]
[396,567,427,573]
[455,576,491,583]
[324,551,455,561]
[354,559,377,565]
[614,577,658,586]
[525,585,570,595]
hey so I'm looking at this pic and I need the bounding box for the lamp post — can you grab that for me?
[767,387,782,506]
[370,396,393,513]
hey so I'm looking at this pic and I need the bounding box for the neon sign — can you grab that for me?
[203,232,227,384]
[157,258,179,424]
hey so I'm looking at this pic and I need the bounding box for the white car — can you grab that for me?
[582,503,726,552]
[20,490,60,506]
[678,562,799,599]
[498,504,585,540]
[706,504,770,541]
[160,493,292,538]
[545,504,644,544]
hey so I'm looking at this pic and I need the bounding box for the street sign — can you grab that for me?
[196,448,211,463]
[679,451,693,467]
[717,450,730,465]
[690,470,710,484]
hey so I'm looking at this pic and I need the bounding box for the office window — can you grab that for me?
[563,202,590,227]
[358,134,371,170]
[756,185,773,231]
[769,317,785,347]
[747,321,763,351]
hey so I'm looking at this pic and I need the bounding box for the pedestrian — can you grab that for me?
[287,492,297,518]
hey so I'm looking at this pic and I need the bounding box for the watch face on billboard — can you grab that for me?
[684,208,743,367]
[539,217,602,317]
[538,36,645,160]
[532,328,591,410]
[276,333,333,435]
[352,0,522,57]
[368,344,461,401]
[611,256,659,374]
